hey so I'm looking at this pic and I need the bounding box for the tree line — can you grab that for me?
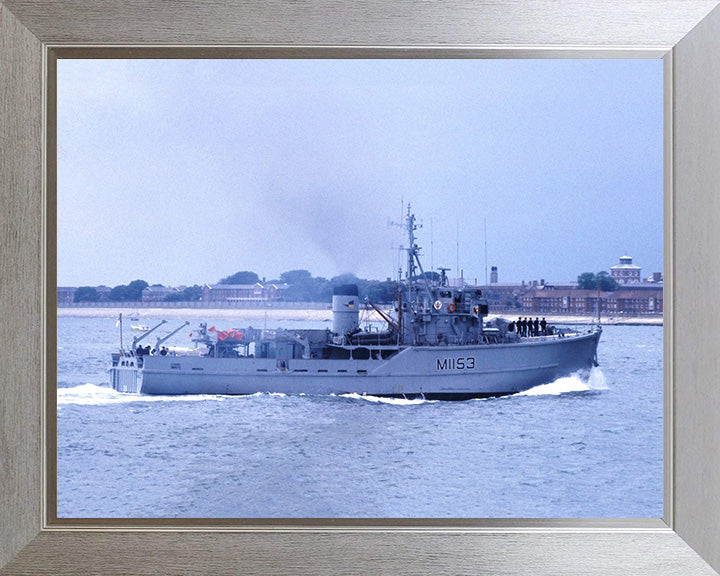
[72,270,400,304]
[71,268,621,304]
[73,280,204,303]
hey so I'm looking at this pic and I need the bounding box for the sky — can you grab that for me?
[57,59,663,287]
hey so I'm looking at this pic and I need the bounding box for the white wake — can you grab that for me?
[340,393,431,405]
[515,367,607,397]
[56,383,228,406]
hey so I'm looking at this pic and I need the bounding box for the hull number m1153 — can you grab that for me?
[437,357,476,371]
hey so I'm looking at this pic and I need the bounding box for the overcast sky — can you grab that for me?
[57,58,662,287]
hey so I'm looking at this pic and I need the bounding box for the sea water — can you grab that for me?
[56,316,662,518]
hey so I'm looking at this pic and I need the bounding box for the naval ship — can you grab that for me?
[111,206,601,399]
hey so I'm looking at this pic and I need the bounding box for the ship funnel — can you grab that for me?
[332,284,359,335]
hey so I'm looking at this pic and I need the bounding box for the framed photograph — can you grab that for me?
[2,1,720,574]
[53,56,663,522]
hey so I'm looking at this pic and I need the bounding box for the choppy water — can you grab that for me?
[57,316,662,518]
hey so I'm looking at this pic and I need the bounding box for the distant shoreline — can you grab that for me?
[56,306,662,326]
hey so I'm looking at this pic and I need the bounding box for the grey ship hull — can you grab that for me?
[132,330,600,399]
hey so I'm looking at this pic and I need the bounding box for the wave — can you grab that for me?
[56,383,228,406]
[340,392,433,405]
[515,367,607,397]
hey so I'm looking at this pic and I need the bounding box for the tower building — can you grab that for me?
[610,255,642,284]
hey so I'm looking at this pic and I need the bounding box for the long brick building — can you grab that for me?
[521,286,662,316]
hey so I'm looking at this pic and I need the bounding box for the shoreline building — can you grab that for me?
[201,282,290,303]
[610,255,642,285]
[521,255,662,316]
[521,287,663,316]
[141,285,180,302]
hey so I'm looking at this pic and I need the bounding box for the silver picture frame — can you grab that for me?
[2,1,720,574]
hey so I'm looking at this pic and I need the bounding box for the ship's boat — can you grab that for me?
[111,206,601,399]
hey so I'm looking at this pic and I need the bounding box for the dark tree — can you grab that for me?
[219,271,260,285]
[110,279,148,301]
[280,269,313,284]
[127,279,149,300]
[365,280,399,304]
[281,273,331,302]
[182,285,203,301]
[596,271,619,292]
[73,286,100,302]
[576,272,597,290]
[576,271,618,292]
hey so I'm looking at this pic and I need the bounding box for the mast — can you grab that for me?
[484,217,488,286]
[118,313,123,351]
[404,204,433,303]
[456,220,460,279]
[430,216,434,273]
[405,204,416,281]
[405,205,418,310]
[397,289,402,345]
